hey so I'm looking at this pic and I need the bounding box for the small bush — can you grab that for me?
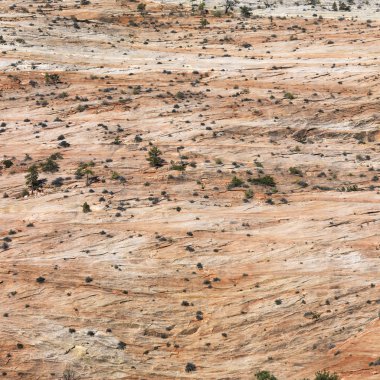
[284,92,295,100]
[82,202,91,213]
[240,6,252,17]
[170,161,186,171]
[63,367,78,380]
[244,189,254,199]
[3,159,13,168]
[314,371,340,380]
[45,73,60,85]
[255,370,277,380]
[52,177,64,187]
[249,175,276,187]
[289,167,303,176]
[41,157,59,173]
[185,362,196,372]
[228,176,244,189]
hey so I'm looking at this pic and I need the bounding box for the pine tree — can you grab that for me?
[75,162,95,186]
[83,168,94,186]
[147,146,164,167]
[25,164,39,191]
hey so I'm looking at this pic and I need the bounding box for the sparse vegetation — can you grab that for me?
[0,4,377,379]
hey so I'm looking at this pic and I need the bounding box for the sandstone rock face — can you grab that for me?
[0,1,379,379]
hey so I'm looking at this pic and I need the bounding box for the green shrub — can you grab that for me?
[3,159,13,168]
[45,73,60,85]
[249,175,276,187]
[240,6,252,17]
[41,158,59,173]
[244,189,254,199]
[284,92,295,100]
[82,202,91,213]
[255,370,277,380]
[228,176,244,189]
[289,167,303,176]
[170,161,186,171]
[315,371,340,380]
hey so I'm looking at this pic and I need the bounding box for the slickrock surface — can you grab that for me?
[0,1,379,379]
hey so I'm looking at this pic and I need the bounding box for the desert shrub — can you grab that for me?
[52,177,64,187]
[113,136,121,145]
[369,358,380,366]
[240,6,252,17]
[249,175,276,187]
[255,370,277,380]
[315,371,340,380]
[41,157,59,173]
[228,176,244,189]
[63,367,78,380]
[284,92,295,100]
[298,180,308,188]
[185,363,196,372]
[59,140,70,148]
[200,18,209,27]
[289,167,303,176]
[45,73,60,85]
[338,1,351,11]
[50,152,63,160]
[170,161,186,171]
[82,202,91,213]
[3,159,13,168]
[244,189,254,199]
